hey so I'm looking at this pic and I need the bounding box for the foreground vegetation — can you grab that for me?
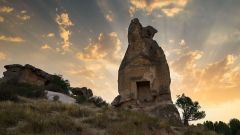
[203,119,240,135]
[0,98,218,135]
[0,82,45,101]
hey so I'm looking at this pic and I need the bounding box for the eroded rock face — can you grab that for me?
[2,64,68,93]
[2,64,51,86]
[112,18,181,124]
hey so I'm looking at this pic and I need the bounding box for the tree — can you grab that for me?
[214,121,231,135]
[89,96,108,107]
[229,118,240,135]
[204,121,215,131]
[176,94,206,126]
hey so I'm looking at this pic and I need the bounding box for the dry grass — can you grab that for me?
[0,98,218,135]
[83,108,172,135]
[0,98,92,135]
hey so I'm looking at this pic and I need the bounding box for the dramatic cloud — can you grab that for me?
[65,63,104,79]
[105,14,113,22]
[47,33,55,37]
[0,6,14,13]
[56,13,73,52]
[0,52,7,61]
[76,32,122,63]
[129,0,188,17]
[41,44,51,50]
[20,10,27,14]
[17,14,30,21]
[171,48,240,104]
[0,35,25,43]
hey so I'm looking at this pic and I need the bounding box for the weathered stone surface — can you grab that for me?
[2,64,69,94]
[71,87,93,99]
[3,64,51,86]
[111,95,122,107]
[112,18,181,124]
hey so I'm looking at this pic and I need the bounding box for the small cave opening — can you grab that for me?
[136,81,151,102]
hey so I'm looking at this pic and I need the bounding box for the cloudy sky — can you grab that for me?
[0,0,240,123]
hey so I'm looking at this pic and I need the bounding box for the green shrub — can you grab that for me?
[89,96,108,107]
[229,118,240,135]
[0,82,45,101]
[214,121,231,135]
[46,74,70,94]
[204,121,215,131]
[75,95,87,104]
[0,89,18,101]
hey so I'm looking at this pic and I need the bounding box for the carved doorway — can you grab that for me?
[136,81,151,102]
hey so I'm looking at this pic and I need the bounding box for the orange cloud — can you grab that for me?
[129,0,188,17]
[65,63,104,79]
[0,35,25,43]
[47,33,55,37]
[17,14,30,21]
[76,32,122,63]
[56,13,73,52]
[64,62,118,102]
[41,44,52,50]
[0,6,14,13]
[171,49,240,105]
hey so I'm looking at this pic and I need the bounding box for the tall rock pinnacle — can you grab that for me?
[112,18,181,124]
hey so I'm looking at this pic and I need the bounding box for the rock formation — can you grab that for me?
[1,64,93,97]
[71,87,93,99]
[2,64,51,86]
[112,18,181,124]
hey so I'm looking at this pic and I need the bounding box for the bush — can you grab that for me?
[45,74,70,94]
[229,118,240,135]
[214,121,231,135]
[0,89,18,101]
[204,119,240,135]
[89,96,108,107]
[53,95,59,102]
[204,121,215,131]
[76,95,87,104]
[0,82,45,101]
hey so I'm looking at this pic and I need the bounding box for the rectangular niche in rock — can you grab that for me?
[136,81,151,102]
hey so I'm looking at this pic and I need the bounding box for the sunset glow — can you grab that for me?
[0,0,239,123]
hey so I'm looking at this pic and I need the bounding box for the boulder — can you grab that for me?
[111,95,122,107]
[71,87,93,99]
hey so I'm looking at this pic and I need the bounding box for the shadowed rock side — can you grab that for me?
[112,18,181,124]
[2,64,51,86]
[1,64,93,99]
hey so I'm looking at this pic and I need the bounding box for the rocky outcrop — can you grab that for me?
[2,64,51,86]
[1,64,69,94]
[71,87,93,99]
[112,18,181,124]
